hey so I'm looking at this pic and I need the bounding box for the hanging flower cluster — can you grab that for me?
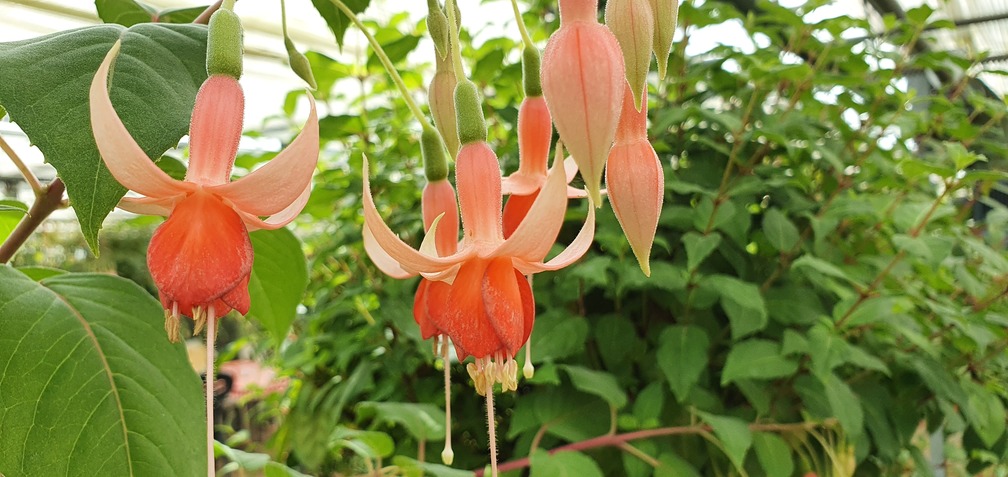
[363,0,677,473]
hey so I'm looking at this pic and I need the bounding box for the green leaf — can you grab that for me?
[95,0,156,26]
[0,24,208,252]
[656,325,710,402]
[821,373,864,437]
[0,200,28,214]
[721,339,798,385]
[356,401,445,442]
[705,275,768,339]
[529,311,589,362]
[0,201,27,244]
[964,382,1006,447]
[655,453,701,477]
[561,365,628,408]
[697,411,752,471]
[248,229,309,345]
[683,231,722,271]
[530,449,604,477]
[753,432,793,476]
[391,456,473,477]
[311,0,370,48]
[0,266,204,476]
[762,208,799,251]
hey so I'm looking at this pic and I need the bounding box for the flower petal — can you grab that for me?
[494,150,569,262]
[147,190,253,315]
[502,189,539,239]
[429,258,501,359]
[185,75,245,186]
[89,41,189,198]
[361,156,469,273]
[501,172,543,196]
[482,257,526,356]
[515,197,596,274]
[118,195,181,216]
[211,94,320,216]
[363,223,415,279]
[235,183,311,232]
[413,279,442,339]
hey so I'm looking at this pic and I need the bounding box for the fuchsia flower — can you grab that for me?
[541,0,625,204]
[363,140,595,393]
[606,83,663,276]
[500,96,585,238]
[90,41,319,339]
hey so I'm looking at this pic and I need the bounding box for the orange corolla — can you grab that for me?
[90,41,319,339]
[363,141,595,392]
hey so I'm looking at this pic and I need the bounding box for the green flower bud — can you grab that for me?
[427,0,450,60]
[285,38,317,90]
[454,80,486,145]
[522,47,542,97]
[421,125,450,181]
[206,7,244,79]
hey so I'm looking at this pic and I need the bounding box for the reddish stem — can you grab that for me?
[473,419,836,475]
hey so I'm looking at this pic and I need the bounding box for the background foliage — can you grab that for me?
[2,0,1008,476]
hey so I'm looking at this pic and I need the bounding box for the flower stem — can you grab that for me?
[328,0,430,127]
[445,0,466,79]
[0,178,64,264]
[509,0,534,49]
[193,0,225,25]
[206,311,217,477]
[0,135,42,196]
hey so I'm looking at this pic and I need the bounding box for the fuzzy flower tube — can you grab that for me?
[541,0,625,205]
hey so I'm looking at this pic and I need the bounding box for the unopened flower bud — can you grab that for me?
[605,0,654,111]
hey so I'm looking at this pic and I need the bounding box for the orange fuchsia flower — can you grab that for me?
[89,41,319,340]
[500,96,586,238]
[363,141,595,394]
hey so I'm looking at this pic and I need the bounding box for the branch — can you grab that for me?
[0,178,65,264]
[473,419,837,476]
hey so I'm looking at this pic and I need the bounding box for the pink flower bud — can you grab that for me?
[542,0,624,205]
[606,84,663,276]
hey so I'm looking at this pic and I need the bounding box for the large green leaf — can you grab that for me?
[697,411,752,471]
[721,339,798,385]
[704,275,767,339]
[656,325,710,402]
[0,266,204,477]
[248,229,309,345]
[530,449,604,477]
[312,0,370,48]
[0,24,208,252]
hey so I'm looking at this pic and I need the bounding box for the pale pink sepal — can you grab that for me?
[185,75,245,186]
[90,41,194,199]
[211,95,320,217]
[515,197,597,274]
[495,152,569,263]
[362,156,472,273]
[118,196,180,216]
[236,183,312,231]
[363,224,415,279]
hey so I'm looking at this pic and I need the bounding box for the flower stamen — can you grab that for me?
[440,337,455,465]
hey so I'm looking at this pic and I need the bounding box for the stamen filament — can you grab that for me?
[441,338,455,465]
[486,389,498,477]
[205,307,217,476]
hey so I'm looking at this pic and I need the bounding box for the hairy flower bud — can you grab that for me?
[648,0,679,79]
[542,0,624,205]
[428,52,460,157]
[606,84,663,276]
